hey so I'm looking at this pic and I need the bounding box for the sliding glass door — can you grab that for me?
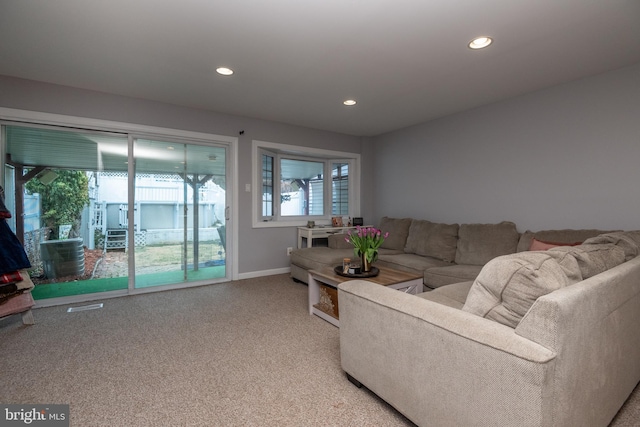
[133,138,227,288]
[3,125,130,299]
[2,123,230,302]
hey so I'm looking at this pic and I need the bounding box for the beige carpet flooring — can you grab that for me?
[1,274,638,426]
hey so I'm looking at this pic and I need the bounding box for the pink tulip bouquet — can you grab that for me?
[345,226,389,265]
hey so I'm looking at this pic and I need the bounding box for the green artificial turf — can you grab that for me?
[32,265,226,300]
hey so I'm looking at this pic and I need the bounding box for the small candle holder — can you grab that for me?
[348,262,361,275]
[342,258,351,274]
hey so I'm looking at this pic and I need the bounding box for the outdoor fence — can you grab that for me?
[23,228,50,275]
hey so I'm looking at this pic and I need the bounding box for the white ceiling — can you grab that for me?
[1,0,639,137]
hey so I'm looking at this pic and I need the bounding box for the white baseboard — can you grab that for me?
[238,267,291,280]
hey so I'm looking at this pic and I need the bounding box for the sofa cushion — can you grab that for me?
[290,247,355,271]
[516,229,615,253]
[454,221,520,266]
[404,219,459,262]
[622,230,640,246]
[548,243,626,279]
[423,264,483,289]
[377,253,450,276]
[418,281,473,309]
[328,233,354,249]
[462,251,583,328]
[529,238,581,251]
[582,232,639,261]
[378,217,412,251]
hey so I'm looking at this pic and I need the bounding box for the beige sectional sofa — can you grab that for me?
[338,231,640,426]
[290,216,611,289]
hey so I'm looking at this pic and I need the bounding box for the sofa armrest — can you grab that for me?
[339,280,556,361]
[338,280,556,426]
[515,256,640,427]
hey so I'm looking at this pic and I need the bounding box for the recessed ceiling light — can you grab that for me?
[468,37,493,49]
[343,99,357,106]
[216,67,234,76]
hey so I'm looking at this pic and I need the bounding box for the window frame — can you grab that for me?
[331,161,350,216]
[252,140,360,228]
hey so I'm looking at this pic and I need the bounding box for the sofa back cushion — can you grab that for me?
[404,219,459,262]
[529,238,581,251]
[582,232,639,261]
[328,233,354,249]
[454,221,520,266]
[462,251,583,328]
[378,217,412,251]
[623,230,640,246]
[516,229,614,253]
[549,243,626,279]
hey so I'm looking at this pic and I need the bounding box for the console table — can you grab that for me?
[297,225,368,248]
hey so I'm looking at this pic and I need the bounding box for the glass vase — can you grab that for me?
[361,253,372,272]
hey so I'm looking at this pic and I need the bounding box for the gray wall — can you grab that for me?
[372,62,640,232]
[0,76,364,276]
[3,61,639,276]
